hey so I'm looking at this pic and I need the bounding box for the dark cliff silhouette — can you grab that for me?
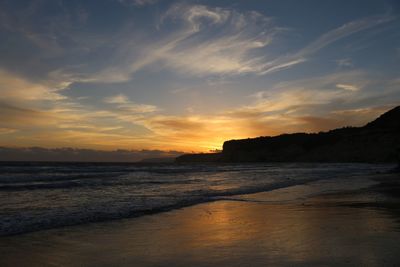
[176,106,400,163]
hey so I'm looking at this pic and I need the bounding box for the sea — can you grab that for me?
[0,162,394,236]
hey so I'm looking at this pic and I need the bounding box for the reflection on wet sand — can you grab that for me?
[1,199,400,267]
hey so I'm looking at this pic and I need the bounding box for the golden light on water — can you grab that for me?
[3,200,397,266]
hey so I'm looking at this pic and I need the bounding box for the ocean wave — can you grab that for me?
[0,163,393,236]
[0,178,314,236]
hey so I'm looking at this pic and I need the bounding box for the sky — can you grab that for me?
[0,0,399,154]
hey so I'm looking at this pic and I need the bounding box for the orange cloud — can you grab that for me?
[0,69,66,102]
[0,67,398,152]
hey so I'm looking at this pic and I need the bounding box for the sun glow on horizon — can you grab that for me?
[0,0,399,159]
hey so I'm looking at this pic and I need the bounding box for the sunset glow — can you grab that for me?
[0,0,399,155]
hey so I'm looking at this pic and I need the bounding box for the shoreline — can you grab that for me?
[1,172,399,266]
[0,174,323,237]
[1,164,395,237]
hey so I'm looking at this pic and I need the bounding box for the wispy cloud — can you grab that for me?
[257,14,395,75]
[104,94,159,113]
[220,71,400,133]
[1,70,398,151]
[299,15,394,56]
[104,94,130,104]
[131,71,395,149]
[0,1,398,152]
[0,69,67,102]
[2,2,393,85]
[92,4,280,80]
[243,71,369,114]
[336,83,359,91]
[335,58,354,68]
[93,6,394,81]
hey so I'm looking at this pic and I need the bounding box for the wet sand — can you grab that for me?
[1,173,400,267]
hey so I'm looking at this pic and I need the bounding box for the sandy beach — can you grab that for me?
[1,172,399,267]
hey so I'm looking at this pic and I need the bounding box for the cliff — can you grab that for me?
[176,106,400,163]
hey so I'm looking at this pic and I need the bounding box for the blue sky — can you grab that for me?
[0,0,399,152]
